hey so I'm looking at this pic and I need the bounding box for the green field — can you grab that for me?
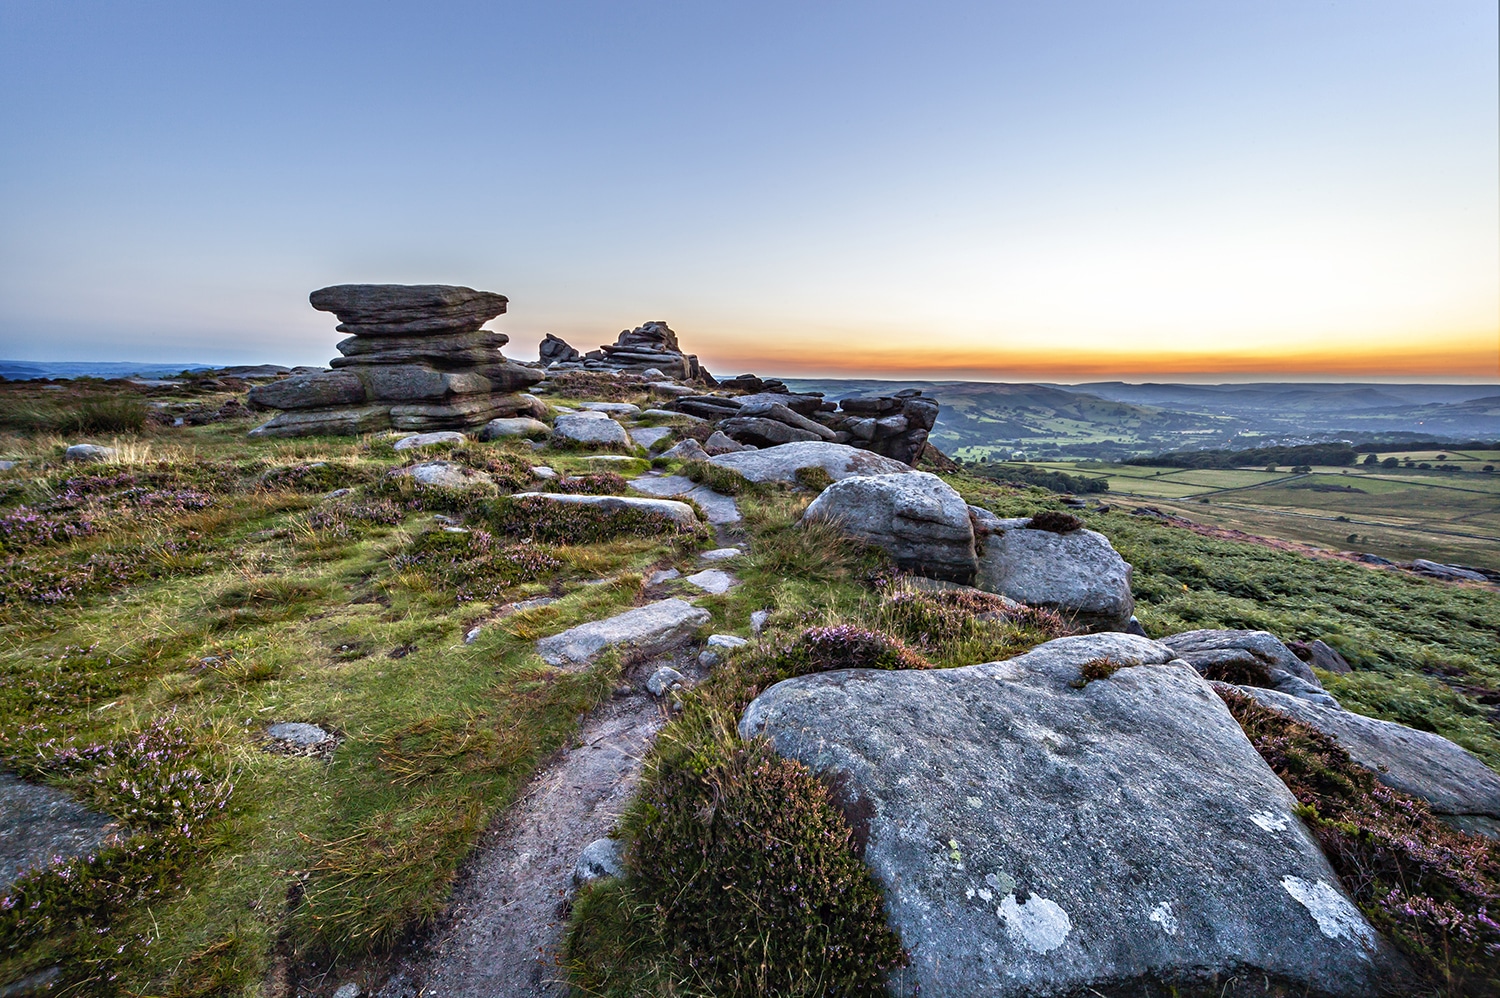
[1016,459,1500,571]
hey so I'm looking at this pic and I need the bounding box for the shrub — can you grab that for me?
[877,584,1069,664]
[390,527,562,602]
[546,471,628,495]
[1028,510,1084,533]
[1072,656,1126,687]
[258,461,374,493]
[481,495,697,546]
[1220,687,1500,996]
[594,739,907,998]
[0,395,149,434]
[544,370,647,402]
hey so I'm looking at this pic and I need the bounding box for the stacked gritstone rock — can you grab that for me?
[247,285,544,438]
[670,384,939,466]
[538,321,715,384]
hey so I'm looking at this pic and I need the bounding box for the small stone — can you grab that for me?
[578,402,641,415]
[390,460,495,491]
[393,430,467,451]
[659,438,710,461]
[267,722,331,747]
[1125,616,1149,637]
[703,430,746,455]
[647,666,687,696]
[433,514,460,524]
[648,568,681,585]
[333,984,363,998]
[750,609,771,634]
[532,466,557,479]
[699,648,723,668]
[707,633,749,649]
[0,460,16,471]
[641,368,665,379]
[465,626,483,644]
[572,837,625,885]
[322,488,352,500]
[630,425,673,449]
[684,569,737,594]
[64,444,116,463]
[699,547,741,562]
[477,416,550,440]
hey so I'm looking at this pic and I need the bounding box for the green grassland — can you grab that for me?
[2,377,1499,995]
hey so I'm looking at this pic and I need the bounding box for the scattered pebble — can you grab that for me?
[572,837,625,886]
[465,626,484,644]
[648,568,681,585]
[699,547,742,562]
[0,460,17,471]
[647,666,687,697]
[333,984,363,998]
[266,722,331,747]
[707,633,749,650]
[64,443,116,463]
[684,569,737,595]
[750,609,771,634]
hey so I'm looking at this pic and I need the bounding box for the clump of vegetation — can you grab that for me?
[1070,656,1127,688]
[793,465,834,492]
[1194,653,1274,688]
[972,462,1109,494]
[482,494,700,545]
[390,528,562,603]
[258,460,375,493]
[1029,510,1085,533]
[544,370,648,402]
[546,471,628,495]
[302,496,404,538]
[874,583,1069,664]
[0,394,150,433]
[568,739,907,998]
[679,459,760,497]
[1129,442,1358,469]
[1220,687,1500,997]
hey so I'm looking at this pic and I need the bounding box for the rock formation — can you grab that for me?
[669,384,939,465]
[247,284,543,437]
[542,321,713,383]
[740,632,1409,997]
[803,471,978,583]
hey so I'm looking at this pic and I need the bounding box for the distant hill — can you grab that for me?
[0,360,211,381]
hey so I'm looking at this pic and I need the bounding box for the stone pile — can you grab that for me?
[539,321,714,383]
[668,384,939,465]
[247,285,543,437]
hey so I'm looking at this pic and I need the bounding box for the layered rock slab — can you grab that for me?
[707,441,913,483]
[739,633,1404,997]
[1226,683,1500,839]
[1161,629,1334,706]
[536,599,711,669]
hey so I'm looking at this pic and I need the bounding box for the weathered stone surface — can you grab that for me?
[477,417,550,440]
[740,633,1405,997]
[572,837,624,885]
[509,492,698,529]
[1303,639,1352,674]
[702,430,745,455]
[539,333,583,366]
[646,666,687,696]
[708,441,914,483]
[627,476,741,525]
[536,598,711,669]
[2,772,120,892]
[248,369,367,410]
[1160,630,1333,705]
[579,402,641,416]
[390,460,495,491]
[803,472,977,584]
[659,438,710,461]
[629,426,673,449]
[63,443,116,462]
[248,405,393,438]
[736,399,839,441]
[684,568,737,594]
[393,431,467,451]
[350,365,490,401]
[974,515,1134,632]
[267,722,332,747]
[699,547,741,562]
[552,411,631,446]
[1225,683,1500,838]
[309,284,508,337]
[1411,558,1489,582]
[718,415,823,447]
[389,395,529,431]
[333,328,508,363]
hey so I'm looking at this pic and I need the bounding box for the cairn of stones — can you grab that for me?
[537,321,713,383]
[247,284,543,437]
[672,384,940,465]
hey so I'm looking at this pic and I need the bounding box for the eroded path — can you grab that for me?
[377,680,664,998]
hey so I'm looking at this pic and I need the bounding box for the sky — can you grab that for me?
[1,0,1496,381]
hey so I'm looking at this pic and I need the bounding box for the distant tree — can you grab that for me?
[1418,462,1432,470]
[1362,453,1379,465]
[1346,533,1359,543]
[1436,454,1447,461]
[1265,465,1278,473]
[1292,464,1312,473]
[1381,457,1400,468]
[1485,465,1495,472]
[1406,461,1416,468]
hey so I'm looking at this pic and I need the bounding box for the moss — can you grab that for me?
[679,459,761,497]
[1071,655,1126,687]
[1220,687,1500,997]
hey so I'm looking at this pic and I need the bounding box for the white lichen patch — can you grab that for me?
[1250,810,1289,832]
[977,888,994,902]
[999,892,1073,954]
[967,795,983,808]
[1280,876,1376,952]
[1148,901,1179,936]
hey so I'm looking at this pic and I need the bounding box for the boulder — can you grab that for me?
[390,460,495,491]
[702,430,745,455]
[629,426,673,449]
[684,568,737,594]
[388,394,535,431]
[737,399,839,440]
[740,633,1406,997]
[309,284,508,336]
[509,492,699,529]
[1159,630,1334,705]
[248,404,393,438]
[803,472,977,584]
[627,475,742,525]
[572,837,624,885]
[973,514,1134,632]
[63,444,116,463]
[334,328,508,361]
[247,369,367,410]
[536,598,711,669]
[718,416,824,447]
[539,333,583,365]
[1224,683,1500,839]
[579,402,641,416]
[393,431,466,451]
[552,411,631,447]
[477,417,550,440]
[1,772,120,892]
[1411,559,1489,583]
[659,438,710,461]
[708,441,914,483]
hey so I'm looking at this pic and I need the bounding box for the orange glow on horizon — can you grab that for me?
[694,331,1500,381]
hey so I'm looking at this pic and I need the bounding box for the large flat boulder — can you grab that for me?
[309,284,508,337]
[627,475,741,525]
[536,598,711,669]
[707,441,913,483]
[249,404,393,438]
[509,492,698,529]
[1225,683,1500,839]
[973,513,1134,632]
[553,411,631,447]
[739,633,1405,997]
[1161,629,1334,706]
[802,472,977,583]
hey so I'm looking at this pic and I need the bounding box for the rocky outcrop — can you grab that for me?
[669,386,939,465]
[707,441,914,483]
[552,410,631,447]
[1161,629,1335,706]
[248,284,543,437]
[536,598,711,669]
[971,509,1135,632]
[544,320,713,383]
[739,633,1407,997]
[803,472,977,583]
[1223,683,1500,839]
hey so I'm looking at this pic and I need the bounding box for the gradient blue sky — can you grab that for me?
[1,1,1496,379]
